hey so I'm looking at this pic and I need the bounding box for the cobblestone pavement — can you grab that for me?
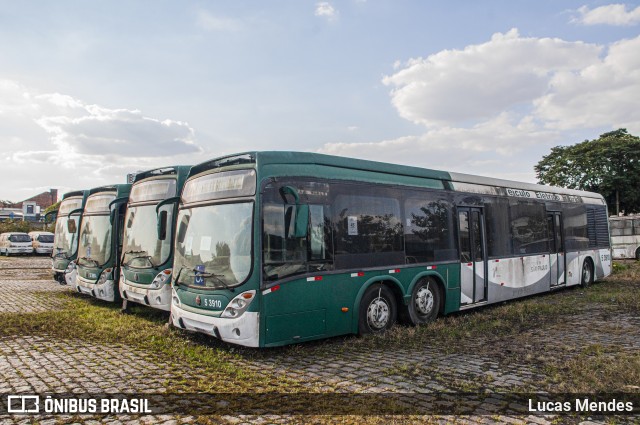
[0,256,638,424]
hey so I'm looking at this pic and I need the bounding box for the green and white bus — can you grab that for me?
[120,166,191,311]
[75,184,131,302]
[51,190,89,285]
[170,152,612,347]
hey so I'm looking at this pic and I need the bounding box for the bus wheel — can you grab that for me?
[408,278,440,325]
[581,259,594,287]
[359,284,397,334]
[635,247,640,260]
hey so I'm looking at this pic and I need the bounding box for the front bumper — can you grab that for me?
[171,303,259,347]
[76,276,115,302]
[6,248,33,254]
[35,247,53,254]
[120,281,171,311]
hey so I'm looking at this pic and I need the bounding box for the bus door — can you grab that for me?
[458,207,487,305]
[547,211,565,287]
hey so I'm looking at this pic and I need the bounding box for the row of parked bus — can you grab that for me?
[0,231,55,256]
[50,151,613,348]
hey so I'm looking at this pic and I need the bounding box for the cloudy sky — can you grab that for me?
[1,1,639,202]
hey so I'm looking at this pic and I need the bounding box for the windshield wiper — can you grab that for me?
[78,256,100,267]
[173,264,187,287]
[53,248,69,259]
[194,268,233,291]
[123,254,157,268]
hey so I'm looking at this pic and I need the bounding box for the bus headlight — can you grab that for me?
[172,289,181,306]
[150,268,172,289]
[97,268,113,285]
[221,290,256,318]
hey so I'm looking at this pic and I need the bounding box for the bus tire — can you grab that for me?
[581,258,594,288]
[358,284,397,335]
[407,277,440,325]
[635,247,640,260]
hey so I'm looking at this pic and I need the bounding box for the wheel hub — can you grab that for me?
[415,286,434,315]
[367,298,389,329]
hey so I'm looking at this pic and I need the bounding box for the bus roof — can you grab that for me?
[88,184,131,198]
[132,165,192,184]
[62,189,90,201]
[449,172,605,201]
[188,151,605,202]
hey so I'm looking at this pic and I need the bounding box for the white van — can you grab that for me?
[0,232,34,256]
[29,231,55,255]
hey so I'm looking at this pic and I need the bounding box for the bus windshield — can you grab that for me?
[174,202,252,288]
[77,215,112,267]
[122,204,173,268]
[53,216,80,258]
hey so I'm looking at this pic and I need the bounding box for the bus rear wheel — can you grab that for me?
[635,247,640,260]
[581,259,594,287]
[358,284,397,334]
[408,278,440,325]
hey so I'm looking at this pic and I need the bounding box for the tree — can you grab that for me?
[535,129,640,214]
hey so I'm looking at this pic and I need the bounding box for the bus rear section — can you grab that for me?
[119,166,190,311]
[609,215,640,260]
[75,184,131,302]
[51,191,88,285]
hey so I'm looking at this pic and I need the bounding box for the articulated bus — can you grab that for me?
[169,152,612,347]
[75,184,131,301]
[120,166,191,311]
[51,190,89,285]
[609,215,640,259]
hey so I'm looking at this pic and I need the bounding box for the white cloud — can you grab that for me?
[315,2,338,21]
[0,79,202,201]
[573,3,640,26]
[534,35,640,132]
[321,29,640,183]
[383,29,601,127]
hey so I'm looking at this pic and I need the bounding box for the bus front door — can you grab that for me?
[458,207,487,305]
[547,212,565,287]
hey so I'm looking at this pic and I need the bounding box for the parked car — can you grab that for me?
[0,232,34,256]
[29,231,55,255]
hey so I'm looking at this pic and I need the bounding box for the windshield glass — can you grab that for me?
[9,234,31,243]
[53,216,80,258]
[38,235,55,243]
[77,215,112,266]
[174,202,253,288]
[122,204,174,268]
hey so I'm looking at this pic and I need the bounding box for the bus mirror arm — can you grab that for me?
[108,197,128,225]
[155,196,180,214]
[44,211,57,224]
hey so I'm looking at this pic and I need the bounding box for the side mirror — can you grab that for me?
[44,211,57,224]
[67,219,77,233]
[157,210,168,240]
[294,204,309,238]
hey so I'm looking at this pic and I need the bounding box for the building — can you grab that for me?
[0,189,58,222]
